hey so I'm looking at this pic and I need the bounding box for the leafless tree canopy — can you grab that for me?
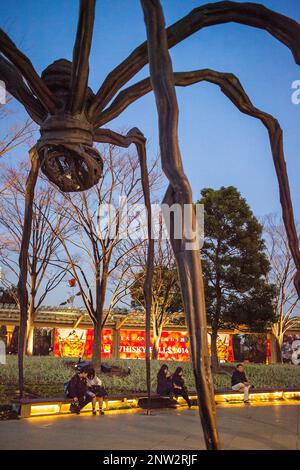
[263,214,300,361]
[49,144,160,365]
[129,231,183,359]
[0,163,71,353]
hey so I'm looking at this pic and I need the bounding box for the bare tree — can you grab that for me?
[0,100,34,202]
[0,99,33,160]
[0,119,32,160]
[264,214,300,363]
[52,143,159,367]
[130,228,183,359]
[0,163,70,354]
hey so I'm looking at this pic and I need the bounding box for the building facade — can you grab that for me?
[1,304,300,364]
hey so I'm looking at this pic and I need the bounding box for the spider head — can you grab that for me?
[38,141,103,193]
[38,60,103,192]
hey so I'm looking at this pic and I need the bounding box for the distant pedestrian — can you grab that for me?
[172,367,191,408]
[231,363,251,403]
[157,364,174,398]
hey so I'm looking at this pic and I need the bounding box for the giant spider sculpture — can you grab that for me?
[1,0,300,450]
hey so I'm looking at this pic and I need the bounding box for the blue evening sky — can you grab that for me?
[0,0,299,305]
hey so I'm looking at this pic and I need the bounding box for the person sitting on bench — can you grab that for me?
[172,367,191,408]
[86,367,107,416]
[231,363,251,403]
[67,366,91,414]
[157,364,174,398]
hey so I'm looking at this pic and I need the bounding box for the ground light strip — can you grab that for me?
[24,390,300,417]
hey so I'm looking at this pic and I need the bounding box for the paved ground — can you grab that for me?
[1,402,300,450]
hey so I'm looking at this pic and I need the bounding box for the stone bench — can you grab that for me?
[12,392,149,418]
[12,388,300,418]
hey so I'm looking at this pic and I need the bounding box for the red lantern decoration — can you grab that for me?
[266,335,271,364]
[227,335,234,363]
[68,278,77,287]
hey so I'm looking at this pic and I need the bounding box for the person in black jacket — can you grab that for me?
[67,367,92,414]
[172,367,191,408]
[231,363,251,403]
[157,364,174,398]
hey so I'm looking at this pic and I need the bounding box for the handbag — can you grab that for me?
[91,385,107,397]
[69,402,80,413]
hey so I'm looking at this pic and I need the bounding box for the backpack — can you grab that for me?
[64,381,70,397]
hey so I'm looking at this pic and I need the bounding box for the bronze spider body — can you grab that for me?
[38,60,103,192]
[1,0,300,450]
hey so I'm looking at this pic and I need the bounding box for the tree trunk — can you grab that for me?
[210,330,220,372]
[152,322,162,360]
[26,321,34,356]
[26,302,35,356]
[272,321,283,364]
[92,320,102,369]
[275,337,283,363]
[151,334,160,360]
[92,269,107,369]
[17,149,39,397]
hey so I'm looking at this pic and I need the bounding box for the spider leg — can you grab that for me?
[88,1,300,120]
[141,0,220,450]
[68,0,96,114]
[0,30,57,113]
[95,68,300,298]
[0,55,46,124]
[94,127,154,413]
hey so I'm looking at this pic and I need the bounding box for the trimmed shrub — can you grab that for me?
[0,357,300,402]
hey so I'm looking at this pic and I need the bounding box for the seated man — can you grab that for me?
[67,366,92,414]
[231,363,251,403]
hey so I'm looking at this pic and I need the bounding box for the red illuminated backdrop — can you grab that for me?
[53,328,270,362]
[54,328,113,359]
[54,328,190,361]
[119,329,190,361]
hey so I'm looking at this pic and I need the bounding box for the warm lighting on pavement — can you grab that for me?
[30,404,60,416]
[25,390,300,417]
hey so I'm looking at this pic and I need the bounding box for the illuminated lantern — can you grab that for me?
[227,335,234,363]
[266,336,271,364]
[68,278,77,287]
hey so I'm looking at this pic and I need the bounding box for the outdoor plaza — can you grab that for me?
[1,403,300,450]
[0,0,300,455]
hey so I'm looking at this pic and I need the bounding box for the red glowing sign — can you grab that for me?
[54,328,270,363]
[207,333,230,362]
[119,329,190,361]
[54,328,113,359]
